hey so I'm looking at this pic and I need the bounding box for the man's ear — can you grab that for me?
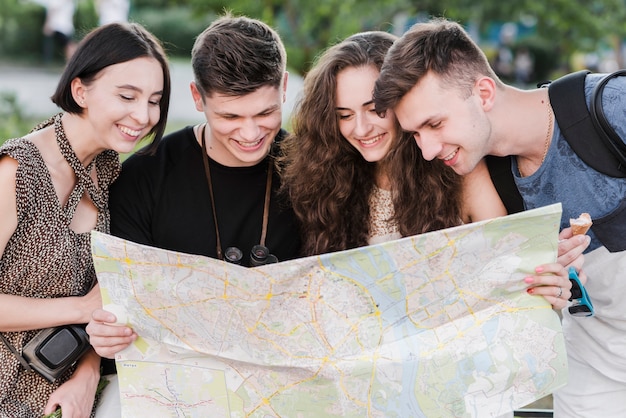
[282,71,289,103]
[190,81,204,112]
[475,77,497,111]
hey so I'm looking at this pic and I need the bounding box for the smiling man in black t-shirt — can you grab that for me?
[87,14,300,358]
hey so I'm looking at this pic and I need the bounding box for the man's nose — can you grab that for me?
[414,134,442,161]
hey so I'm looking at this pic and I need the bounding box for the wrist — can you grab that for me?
[72,349,101,382]
[74,295,94,324]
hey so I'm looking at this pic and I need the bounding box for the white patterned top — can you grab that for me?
[368,186,401,245]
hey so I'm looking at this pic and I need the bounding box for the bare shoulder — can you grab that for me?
[0,154,18,256]
[0,154,18,181]
[461,159,507,223]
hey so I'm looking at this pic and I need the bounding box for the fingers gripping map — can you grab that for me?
[91,204,567,417]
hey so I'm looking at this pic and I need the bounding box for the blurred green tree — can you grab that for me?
[185,0,411,74]
[182,0,626,75]
[1,0,624,75]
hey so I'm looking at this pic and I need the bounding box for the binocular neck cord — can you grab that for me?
[200,124,272,261]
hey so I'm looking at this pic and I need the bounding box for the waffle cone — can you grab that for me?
[570,212,592,235]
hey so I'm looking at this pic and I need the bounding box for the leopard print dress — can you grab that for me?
[0,114,120,417]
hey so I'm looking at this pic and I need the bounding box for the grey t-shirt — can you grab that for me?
[513,73,626,252]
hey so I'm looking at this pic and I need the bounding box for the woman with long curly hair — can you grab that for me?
[280,31,505,256]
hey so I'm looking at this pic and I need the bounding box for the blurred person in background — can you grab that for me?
[34,0,77,64]
[96,0,130,26]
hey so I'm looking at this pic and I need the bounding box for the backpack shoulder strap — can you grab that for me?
[589,69,626,176]
[488,70,626,214]
[549,70,626,177]
[485,155,524,214]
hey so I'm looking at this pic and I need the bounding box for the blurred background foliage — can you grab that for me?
[1,0,625,139]
[1,0,624,76]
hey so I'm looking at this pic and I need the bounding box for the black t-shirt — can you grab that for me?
[109,126,300,266]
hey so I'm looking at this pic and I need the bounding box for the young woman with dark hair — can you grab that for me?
[0,22,170,417]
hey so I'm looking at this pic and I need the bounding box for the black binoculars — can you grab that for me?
[224,245,278,267]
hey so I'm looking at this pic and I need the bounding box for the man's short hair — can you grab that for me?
[191,14,287,98]
[374,18,501,114]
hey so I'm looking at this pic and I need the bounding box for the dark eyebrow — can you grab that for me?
[117,84,163,96]
[336,99,374,112]
[419,115,440,129]
[216,103,280,117]
[259,104,281,114]
[406,113,441,132]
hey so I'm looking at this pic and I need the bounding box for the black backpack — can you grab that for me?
[487,69,626,214]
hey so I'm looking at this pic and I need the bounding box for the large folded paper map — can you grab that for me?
[91,203,566,417]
